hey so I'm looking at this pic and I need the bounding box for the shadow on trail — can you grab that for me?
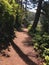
[11,40,37,65]
[22,36,33,46]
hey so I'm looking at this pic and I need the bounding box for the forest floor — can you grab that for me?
[0,28,43,65]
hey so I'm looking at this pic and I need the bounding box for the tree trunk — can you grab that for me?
[31,0,43,32]
[25,0,27,10]
[20,0,22,7]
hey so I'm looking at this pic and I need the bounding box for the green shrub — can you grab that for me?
[44,55,49,65]
[14,6,24,30]
[0,0,19,44]
[29,25,49,65]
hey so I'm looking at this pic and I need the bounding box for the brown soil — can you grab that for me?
[0,28,43,65]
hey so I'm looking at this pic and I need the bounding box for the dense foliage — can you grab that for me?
[14,6,23,30]
[29,2,49,65]
[0,0,23,50]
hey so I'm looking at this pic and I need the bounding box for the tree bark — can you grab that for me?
[31,0,43,32]
[25,0,27,10]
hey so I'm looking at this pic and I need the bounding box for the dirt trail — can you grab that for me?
[0,28,43,65]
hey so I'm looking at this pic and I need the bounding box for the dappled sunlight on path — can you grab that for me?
[13,28,43,65]
[0,28,43,65]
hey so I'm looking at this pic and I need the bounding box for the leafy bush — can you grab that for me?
[43,55,49,65]
[29,25,49,65]
[0,0,24,50]
[0,0,19,50]
[15,8,23,30]
[29,2,49,65]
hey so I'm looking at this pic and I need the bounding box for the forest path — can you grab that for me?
[0,28,43,65]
